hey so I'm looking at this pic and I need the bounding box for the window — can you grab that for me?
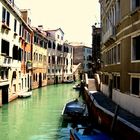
[2,7,6,22]
[28,33,30,43]
[53,42,55,49]
[21,78,23,89]
[1,71,4,80]
[132,78,139,96]
[52,56,55,64]
[113,75,120,90]
[66,59,68,65]
[36,53,38,61]
[14,19,17,32]
[105,75,109,85]
[6,11,10,26]
[52,69,54,73]
[13,45,18,60]
[2,7,10,26]
[132,0,140,10]
[19,24,22,36]
[48,69,50,73]
[116,0,120,23]
[13,71,16,79]
[36,74,38,81]
[1,39,9,56]
[48,41,51,48]
[117,44,120,63]
[40,40,43,47]
[18,48,22,61]
[25,78,26,87]
[34,35,37,43]
[132,35,140,61]
[44,41,47,49]
[113,46,117,64]
[48,56,50,63]
[22,27,24,37]
[24,51,26,61]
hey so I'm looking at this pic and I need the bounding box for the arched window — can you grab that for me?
[48,40,51,48]
[53,42,55,49]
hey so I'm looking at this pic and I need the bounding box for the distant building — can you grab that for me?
[83,46,92,76]
[20,9,33,92]
[72,63,82,81]
[91,25,101,72]
[46,28,73,84]
[71,43,92,77]
[0,0,32,106]
[99,0,140,116]
[32,26,47,89]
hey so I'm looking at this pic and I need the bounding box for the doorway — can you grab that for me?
[1,85,9,104]
[39,73,42,87]
[109,79,113,99]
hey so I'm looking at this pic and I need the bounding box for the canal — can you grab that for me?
[0,84,80,140]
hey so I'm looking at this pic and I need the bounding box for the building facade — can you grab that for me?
[83,46,92,76]
[46,28,73,84]
[20,9,33,93]
[91,25,101,72]
[99,0,140,116]
[72,43,92,77]
[0,0,32,106]
[32,27,47,89]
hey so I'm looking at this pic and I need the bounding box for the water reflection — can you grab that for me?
[0,83,79,140]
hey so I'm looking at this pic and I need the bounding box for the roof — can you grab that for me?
[46,28,64,34]
[32,27,47,39]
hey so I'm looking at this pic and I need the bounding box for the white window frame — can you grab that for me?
[131,34,140,63]
[130,74,140,97]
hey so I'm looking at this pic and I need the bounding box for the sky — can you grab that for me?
[15,0,100,47]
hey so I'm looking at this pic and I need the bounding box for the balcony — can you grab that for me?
[0,79,9,86]
[102,26,116,46]
[0,54,12,67]
[1,22,11,30]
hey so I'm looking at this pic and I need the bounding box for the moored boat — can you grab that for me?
[62,99,88,121]
[73,84,81,90]
[70,127,112,140]
[63,80,74,83]
[18,91,32,98]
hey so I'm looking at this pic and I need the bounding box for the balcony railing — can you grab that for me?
[0,79,9,86]
[0,54,12,67]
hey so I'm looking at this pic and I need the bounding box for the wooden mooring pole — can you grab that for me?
[110,104,119,133]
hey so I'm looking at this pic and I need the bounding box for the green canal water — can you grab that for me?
[0,84,80,140]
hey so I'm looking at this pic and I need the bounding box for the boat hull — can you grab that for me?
[62,99,88,121]
[18,91,32,98]
[70,127,111,140]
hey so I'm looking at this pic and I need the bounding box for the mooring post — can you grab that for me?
[110,104,119,133]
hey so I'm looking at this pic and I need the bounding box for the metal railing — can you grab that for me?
[0,54,12,67]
